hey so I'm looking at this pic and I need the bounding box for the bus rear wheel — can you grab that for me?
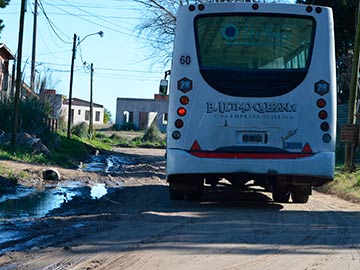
[291,189,309,203]
[168,176,203,201]
[272,185,290,203]
[169,188,185,200]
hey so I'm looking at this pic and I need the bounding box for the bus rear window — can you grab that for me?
[194,14,316,97]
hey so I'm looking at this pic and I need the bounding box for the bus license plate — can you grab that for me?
[241,133,266,144]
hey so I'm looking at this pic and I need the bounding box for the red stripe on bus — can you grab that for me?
[189,151,313,159]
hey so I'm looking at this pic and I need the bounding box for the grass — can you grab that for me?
[0,129,166,168]
[0,164,22,192]
[318,165,360,202]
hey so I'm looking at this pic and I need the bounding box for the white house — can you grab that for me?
[62,98,104,126]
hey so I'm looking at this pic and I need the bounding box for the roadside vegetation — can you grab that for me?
[0,123,165,168]
[317,166,360,203]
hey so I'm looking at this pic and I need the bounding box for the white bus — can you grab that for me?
[165,2,336,203]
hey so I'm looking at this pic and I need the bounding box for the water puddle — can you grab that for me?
[0,154,131,250]
[0,182,110,220]
[79,154,133,173]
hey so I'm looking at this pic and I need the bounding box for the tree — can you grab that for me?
[0,0,10,36]
[103,108,112,124]
[298,0,357,103]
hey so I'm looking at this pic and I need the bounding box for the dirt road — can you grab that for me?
[1,148,360,270]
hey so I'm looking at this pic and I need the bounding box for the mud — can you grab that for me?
[0,148,360,270]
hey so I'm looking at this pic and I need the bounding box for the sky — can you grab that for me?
[0,0,168,121]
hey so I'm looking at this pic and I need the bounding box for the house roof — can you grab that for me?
[63,98,103,108]
[0,43,15,60]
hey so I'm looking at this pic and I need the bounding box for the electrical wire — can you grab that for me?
[38,0,72,44]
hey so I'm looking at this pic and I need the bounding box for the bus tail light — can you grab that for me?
[180,96,189,105]
[177,107,187,117]
[316,98,326,108]
[322,134,331,143]
[175,119,184,129]
[320,122,330,131]
[318,110,328,120]
[172,130,181,140]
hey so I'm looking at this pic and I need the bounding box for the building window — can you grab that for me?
[78,110,81,115]
[95,111,100,122]
[85,110,90,121]
[163,113,168,124]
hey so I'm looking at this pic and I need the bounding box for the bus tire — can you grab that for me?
[272,187,290,203]
[169,188,185,200]
[168,177,185,200]
[291,190,309,203]
[187,191,202,200]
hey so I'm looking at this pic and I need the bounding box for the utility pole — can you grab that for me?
[11,0,26,148]
[344,1,360,172]
[88,63,94,138]
[66,31,103,139]
[30,0,38,92]
[67,33,77,139]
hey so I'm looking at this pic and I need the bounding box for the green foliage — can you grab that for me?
[318,165,360,201]
[119,122,137,131]
[0,0,10,8]
[0,98,52,139]
[103,108,112,124]
[71,122,89,138]
[44,132,90,167]
[142,124,162,142]
[0,0,10,36]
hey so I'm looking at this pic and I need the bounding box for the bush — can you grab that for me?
[71,122,89,138]
[0,97,52,140]
[142,124,162,142]
[120,122,136,131]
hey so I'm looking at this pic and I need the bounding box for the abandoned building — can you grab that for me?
[115,94,168,132]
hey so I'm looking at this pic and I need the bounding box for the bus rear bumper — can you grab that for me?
[166,149,334,184]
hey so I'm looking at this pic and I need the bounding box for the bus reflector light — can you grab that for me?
[318,110,328,119]
[188,5,195,11]
[320,122,330,131]
[315,7,322,13]
[252,3,259,10]
[316,98,326,108]
[302,143,312,153]
[198,4,205,10]
[175,119,184,129]
[177,107,187,116]
[306,6,313,12]
[191,140,201,151]
[323,134,331,143]
[180,96,189,105]
[172,131,181,140]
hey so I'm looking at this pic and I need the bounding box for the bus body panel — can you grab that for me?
[166,3,336,192]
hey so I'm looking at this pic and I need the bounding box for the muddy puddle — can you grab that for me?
[0,182,110,220]
[0,154,132,249]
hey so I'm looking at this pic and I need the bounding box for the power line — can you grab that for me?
[41,1,138,38]
[38,0,72,44]
[41,0,159,42]
[34,61,163,74]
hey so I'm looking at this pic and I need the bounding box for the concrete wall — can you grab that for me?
[116,98,168,132]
